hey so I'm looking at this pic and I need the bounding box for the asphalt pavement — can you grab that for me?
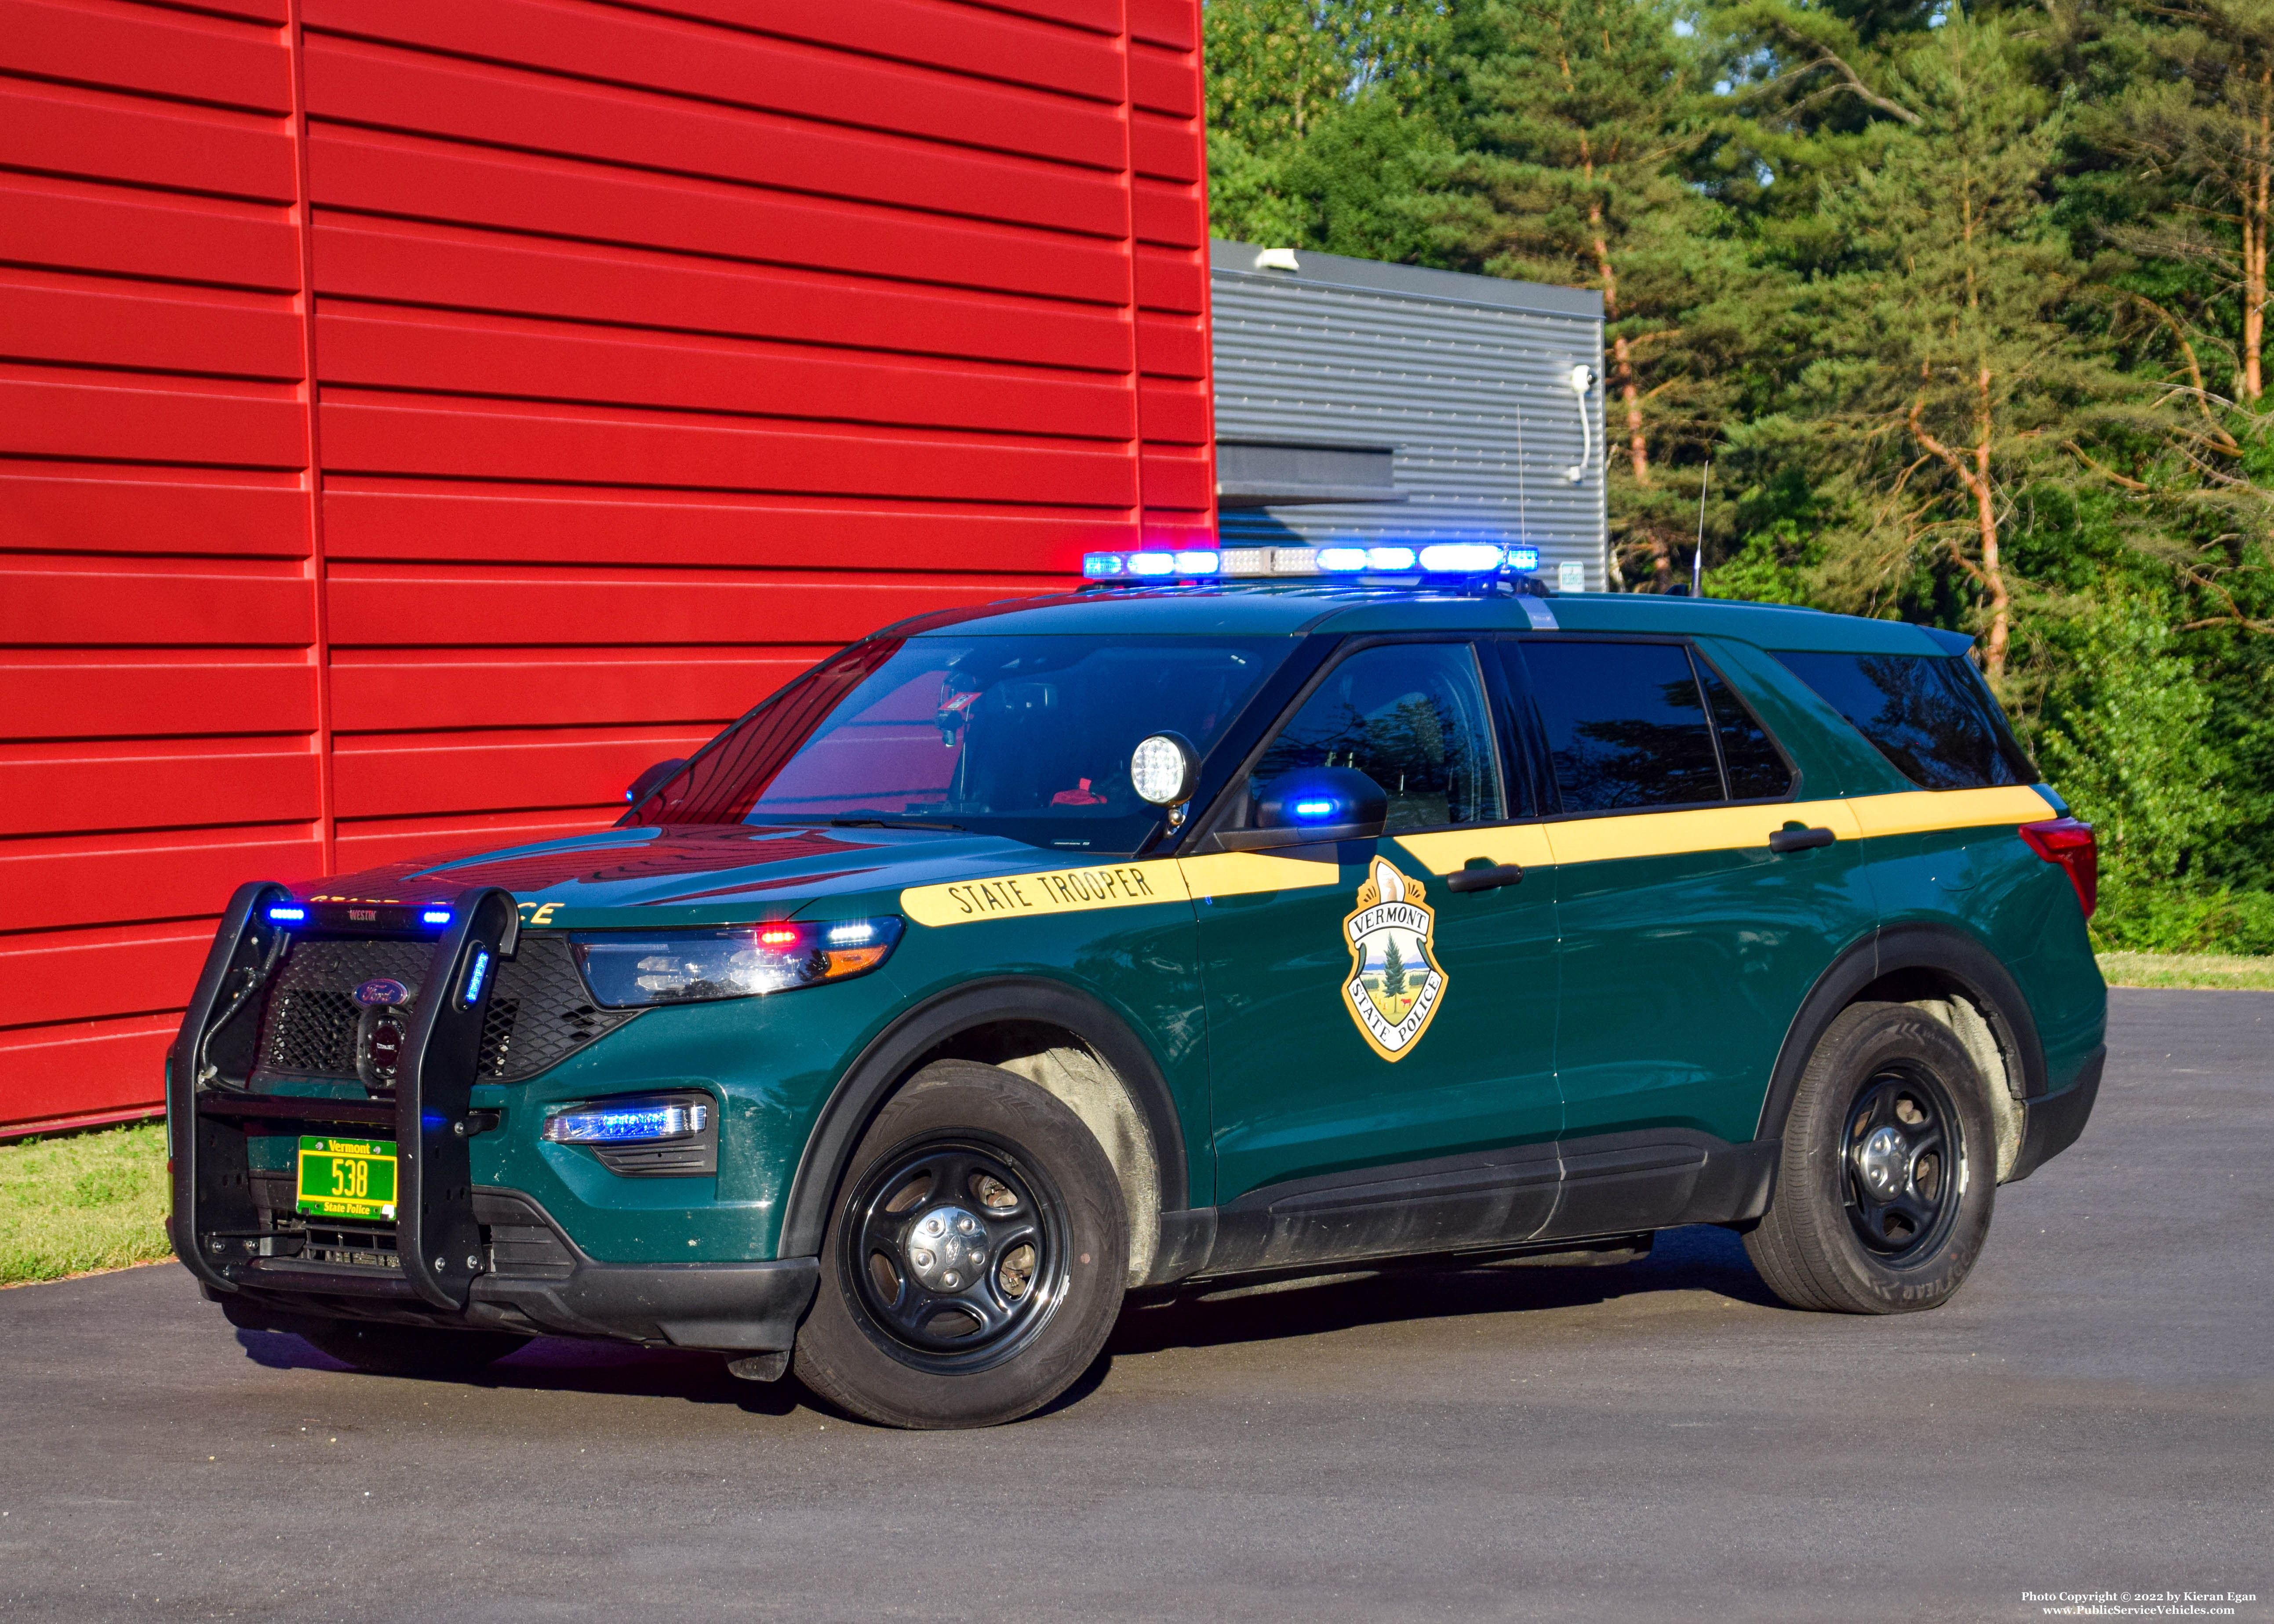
[3,988,2267,1623]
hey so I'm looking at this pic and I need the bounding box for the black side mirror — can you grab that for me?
[624,758,688,808]
[1205,766,1387,851]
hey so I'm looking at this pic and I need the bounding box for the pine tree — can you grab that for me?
[1379,935,1409,1001]
[1728,16,2101,679]
[1431,0,1749,589]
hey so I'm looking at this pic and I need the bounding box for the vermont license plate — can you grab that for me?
[296,1136,399,1221]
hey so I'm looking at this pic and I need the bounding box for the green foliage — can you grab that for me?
[1203,0,2274,951]
[0,1121,172,1286]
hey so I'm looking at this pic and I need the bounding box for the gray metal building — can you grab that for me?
[1209,239,1608,591]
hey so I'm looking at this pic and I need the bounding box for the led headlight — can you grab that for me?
[570,916,904,1009]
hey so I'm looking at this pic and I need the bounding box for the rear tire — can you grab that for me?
[302,1322,531,1376]
[1746,1001,1996,1315]
[793,1060,1128,1429]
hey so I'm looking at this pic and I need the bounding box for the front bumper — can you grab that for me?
[213,1187,819,1353]
[2005,1046,2104,1182]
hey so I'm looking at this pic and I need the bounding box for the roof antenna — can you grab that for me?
[1692,460,1710,598]
[1514,387,1532,583]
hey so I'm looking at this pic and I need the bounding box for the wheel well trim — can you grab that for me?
[778,975,1192,1259]
[1754,923,2050,1144]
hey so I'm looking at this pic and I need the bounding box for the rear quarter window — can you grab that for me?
[1774,651,2034,790]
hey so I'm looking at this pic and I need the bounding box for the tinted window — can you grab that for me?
[1696,658,1795,801]
[1775,652,2033,790]
[1249,643,1501,832]
[1515,642,1723,811]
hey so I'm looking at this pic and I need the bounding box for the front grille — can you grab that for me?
[251,934,636,1086]
[304,1221,400,1271]
[247,1177,580,1281]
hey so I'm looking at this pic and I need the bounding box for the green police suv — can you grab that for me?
[169,548,2105,1428]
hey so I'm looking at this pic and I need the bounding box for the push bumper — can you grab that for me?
[2006,1046,2104,1182]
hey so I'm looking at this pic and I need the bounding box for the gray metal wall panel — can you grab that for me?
[1209,243,1608,589]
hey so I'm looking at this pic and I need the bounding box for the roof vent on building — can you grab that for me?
[1252,247,1301,273]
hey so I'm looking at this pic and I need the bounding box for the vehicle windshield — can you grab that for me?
[626,634,1289,852]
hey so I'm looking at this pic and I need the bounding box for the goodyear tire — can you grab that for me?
[793,1059,1128,1429]
[1746,1002,1997,1315]
[302,1323,530,1376]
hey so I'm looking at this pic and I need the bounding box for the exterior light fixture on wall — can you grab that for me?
[1564,364,1596,484]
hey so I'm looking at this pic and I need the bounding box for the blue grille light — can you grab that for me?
[1082,551,1126,578]
[1125,552,1176,578]
[420,908,452,927]
[1509,546,1542,571]
[544,1101,708,1145]
[461,946,491,1005]
[825,921,876,946]
[265,904,307,925]
[1292,798,1339,820]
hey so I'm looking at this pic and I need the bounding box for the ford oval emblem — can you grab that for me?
[354,978,411,1008]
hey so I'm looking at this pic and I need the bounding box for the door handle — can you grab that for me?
[1447,863,1524,893]
[1768,826,1836,853]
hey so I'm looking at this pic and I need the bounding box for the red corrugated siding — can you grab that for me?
[0,0,1216,1135]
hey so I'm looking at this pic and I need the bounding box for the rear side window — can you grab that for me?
[1775,652,2033,790]
[1512,642,1724,811]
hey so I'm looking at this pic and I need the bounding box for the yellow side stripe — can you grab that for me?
[899,859,1190,927]
[897,786,2061,922]
[1845,785,2054,837]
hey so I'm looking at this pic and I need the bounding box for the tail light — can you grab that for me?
[2019,817,2096,918]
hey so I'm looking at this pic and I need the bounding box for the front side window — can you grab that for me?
[1244,642,1502,832]
[1774,651,2033,790]
[628,634,1287,852]
[1514,640,1726,812]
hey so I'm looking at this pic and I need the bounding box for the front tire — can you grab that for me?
[793,1060,1128,1428]
[1746,1002,1996,1315]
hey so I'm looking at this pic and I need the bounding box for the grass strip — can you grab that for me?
[2097,952,2274,991]
[0,1120,172,1286]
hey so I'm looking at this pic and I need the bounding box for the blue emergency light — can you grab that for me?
[420,908,452,927]
[1082,542,1544,583]
[265,904,307,925]
[543,1099,709,1145]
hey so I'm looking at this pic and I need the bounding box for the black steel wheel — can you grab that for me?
[842,1136,1069,1370]
[1841,1065,1960,1260]
[793,1059,1128,1429]
[1747,1001,1997,1314]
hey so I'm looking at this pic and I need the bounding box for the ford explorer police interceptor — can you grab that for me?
[167,545,2105,1429]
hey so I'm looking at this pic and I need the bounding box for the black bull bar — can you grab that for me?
[165,880,821,1351]
[168,882,520,1312]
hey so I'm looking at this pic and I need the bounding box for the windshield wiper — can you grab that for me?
[829,817,968,832]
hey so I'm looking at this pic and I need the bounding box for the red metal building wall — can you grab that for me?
[0,0,1217,1136]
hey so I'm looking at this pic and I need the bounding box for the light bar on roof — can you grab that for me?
[1081,543,1546,582]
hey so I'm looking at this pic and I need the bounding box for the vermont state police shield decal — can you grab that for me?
[1340,857,1448,1061]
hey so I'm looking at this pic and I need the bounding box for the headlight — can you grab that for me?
[570,917,904,1008]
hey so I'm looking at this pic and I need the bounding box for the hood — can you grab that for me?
[295,823,1105,928]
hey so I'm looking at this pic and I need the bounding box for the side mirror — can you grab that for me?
[624,758,688,807]
[1130,732,1200,806]
[1222,765,1386,848]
